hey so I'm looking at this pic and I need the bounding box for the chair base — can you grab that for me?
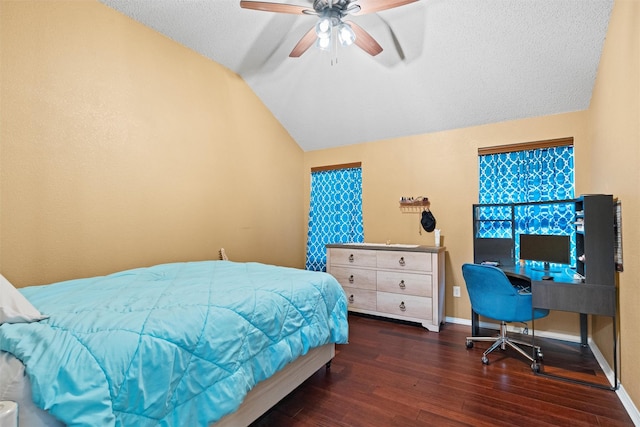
[466,321,542,365]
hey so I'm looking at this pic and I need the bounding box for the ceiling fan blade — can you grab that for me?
[349,21,383,56]
[240,1,310,14]
[352,0,418,15]
[289,27,317,57]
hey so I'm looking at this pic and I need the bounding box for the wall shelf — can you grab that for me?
[399,198,430,213]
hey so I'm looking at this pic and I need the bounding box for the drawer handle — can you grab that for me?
[399,280,406,290]
[348,275,354,284]
[399,301,406,311]
[348,294,354,303]
[398,257,405,266]
[348,254,355,263]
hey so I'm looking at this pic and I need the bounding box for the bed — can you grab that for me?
[0,260,349,426]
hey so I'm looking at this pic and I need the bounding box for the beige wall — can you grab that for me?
[304,0,639,400]
[0,1,305,286]
[587,0,640,408]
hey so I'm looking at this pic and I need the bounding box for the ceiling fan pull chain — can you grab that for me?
[333,28,338,65]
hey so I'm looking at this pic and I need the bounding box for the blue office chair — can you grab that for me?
[461,263,550,367]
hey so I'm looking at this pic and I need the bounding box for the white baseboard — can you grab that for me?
[445,316,640,426]
[588,337,640,426]
[617,384,640,426]
[446,316,582,342]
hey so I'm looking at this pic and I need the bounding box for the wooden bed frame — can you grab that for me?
[214,343,335,426]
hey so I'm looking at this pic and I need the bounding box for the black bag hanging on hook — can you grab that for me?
[421,210,436,232]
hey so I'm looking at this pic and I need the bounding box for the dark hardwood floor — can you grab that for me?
[251,313,633,426]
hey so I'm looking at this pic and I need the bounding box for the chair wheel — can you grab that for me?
[531,362,541,373]
[466,340,474,349]
[482,356,489,365]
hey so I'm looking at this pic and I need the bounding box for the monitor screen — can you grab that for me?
[519,234,571,268]
[473,238,515,267]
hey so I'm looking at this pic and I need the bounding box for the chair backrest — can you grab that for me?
[461,263,532,323]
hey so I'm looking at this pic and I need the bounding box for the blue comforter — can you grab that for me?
[0,261,348,426]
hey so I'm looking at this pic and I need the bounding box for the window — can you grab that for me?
[477,138,575,265]
[305,163,363,272]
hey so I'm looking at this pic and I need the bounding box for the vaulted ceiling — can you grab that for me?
[98,0,614,151]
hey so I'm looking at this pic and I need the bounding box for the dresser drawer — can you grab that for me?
[376,251,431,272]
[376,292,432,320]
[329,266,376,290]
[377,271,432,297]
[329,248,377,268]
[343,287,377,311]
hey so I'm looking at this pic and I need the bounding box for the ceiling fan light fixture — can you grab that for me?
[316,35,332,51]
[315,17,332,38]
[337,22,356,46]
[240,0,396,58]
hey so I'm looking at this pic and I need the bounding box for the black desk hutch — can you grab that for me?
[471,194,618,390]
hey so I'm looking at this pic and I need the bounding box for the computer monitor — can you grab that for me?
[473,237,515,267]
[519,233,571,272]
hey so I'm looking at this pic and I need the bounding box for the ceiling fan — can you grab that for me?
[239,0,418,58]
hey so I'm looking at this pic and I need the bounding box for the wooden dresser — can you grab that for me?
[326,243,446,332]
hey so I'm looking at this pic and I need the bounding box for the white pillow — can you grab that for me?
[0,274,49,324]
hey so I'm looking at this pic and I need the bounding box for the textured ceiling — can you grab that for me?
[98,0,613,151]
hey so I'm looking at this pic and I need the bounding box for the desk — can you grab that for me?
[506,266,593,347]
[470,265,618,390]
[470,266,582,339]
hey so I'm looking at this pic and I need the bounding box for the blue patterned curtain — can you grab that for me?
[305,167,364,271]
[479,146,574,204]
[478,146,575,265]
